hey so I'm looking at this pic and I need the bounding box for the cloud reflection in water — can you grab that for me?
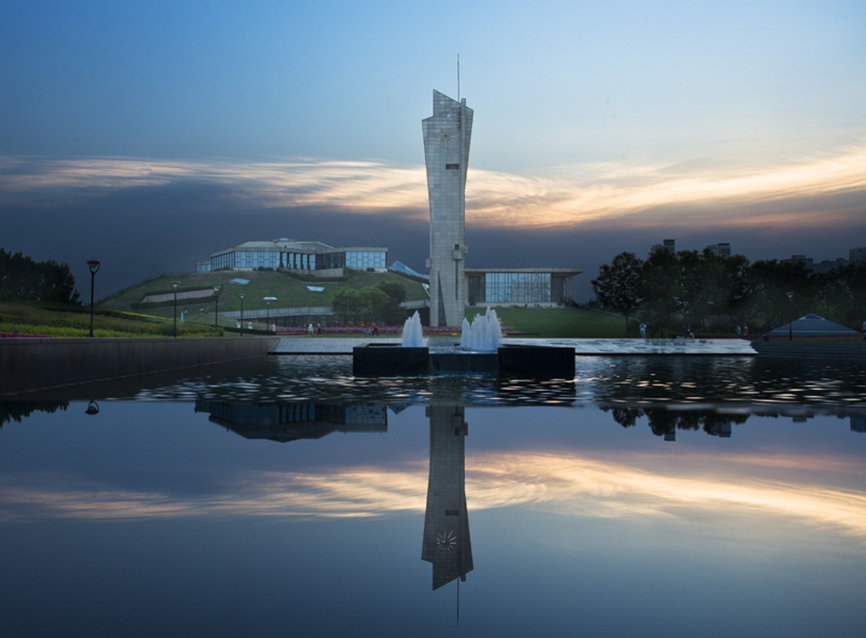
[3,449,864,542]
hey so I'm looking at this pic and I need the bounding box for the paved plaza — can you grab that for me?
[270,336,757,356]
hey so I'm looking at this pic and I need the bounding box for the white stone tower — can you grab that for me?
[423,90,473,327]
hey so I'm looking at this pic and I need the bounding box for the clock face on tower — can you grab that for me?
[436,530,457,551]
[437,129,456,149]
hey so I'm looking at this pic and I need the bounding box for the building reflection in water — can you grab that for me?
[194,402,388,441]
[421,402,473,590]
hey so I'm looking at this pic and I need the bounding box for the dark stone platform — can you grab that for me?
[352,344,575,378]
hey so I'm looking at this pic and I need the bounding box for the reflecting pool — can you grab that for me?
[1,356,865,637]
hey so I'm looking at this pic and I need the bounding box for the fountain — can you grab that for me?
[354,308,573,377]
[401,311,426,347]
[460,307,501,352]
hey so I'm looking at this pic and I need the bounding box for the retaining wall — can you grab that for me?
[0,337,279,395]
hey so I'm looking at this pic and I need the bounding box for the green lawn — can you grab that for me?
[469,306,627,338]
[0,302,221,338]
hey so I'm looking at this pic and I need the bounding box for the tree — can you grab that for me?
[331,286,390,323]
[592,252,644,336]
[641,247,684,336]
[0,248,80,303]
[331,288,360,322]
[376,280,408,324]
[358,287,389,323]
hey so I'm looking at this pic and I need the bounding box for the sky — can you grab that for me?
[1,0,865,301]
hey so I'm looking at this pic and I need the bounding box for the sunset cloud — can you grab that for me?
[3,143,865,232]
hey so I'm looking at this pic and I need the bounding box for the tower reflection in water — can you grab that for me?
[194,399,474,591]
[422,402,473,590]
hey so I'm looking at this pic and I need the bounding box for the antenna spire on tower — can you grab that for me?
[457,54,461,102]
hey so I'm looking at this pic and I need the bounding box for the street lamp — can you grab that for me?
[171,281,181,337]
[86,260,100,338]
[212,285,221,327]
[786,291,794,341]
[239,293,246,335]
[264,296,277,331]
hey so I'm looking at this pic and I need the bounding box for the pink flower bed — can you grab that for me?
[273,324,513,336]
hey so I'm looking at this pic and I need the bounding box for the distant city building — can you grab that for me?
[651,239,676,254]
[781,254,851,273]
[850,246,866,264]
[649,239,734,257]
[811,258,849,274]
[196,238,387,276]
[781,254,813,267]
[705,242,731,256]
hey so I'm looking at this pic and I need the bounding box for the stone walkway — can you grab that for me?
[270,336,757,356]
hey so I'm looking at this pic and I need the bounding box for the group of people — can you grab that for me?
[307,322,323,335]
[638,321,694,339]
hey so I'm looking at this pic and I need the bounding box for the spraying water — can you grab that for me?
[401,311,426,347]
[460,307,502,351]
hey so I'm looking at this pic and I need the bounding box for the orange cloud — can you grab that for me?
[2,143,865,231]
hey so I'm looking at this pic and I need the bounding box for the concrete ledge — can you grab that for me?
[0,337,280,395]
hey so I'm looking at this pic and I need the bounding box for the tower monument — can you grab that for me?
[421,402,473,590]
[423,90,474,327]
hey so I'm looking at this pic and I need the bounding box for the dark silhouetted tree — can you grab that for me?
[592,251,644,336]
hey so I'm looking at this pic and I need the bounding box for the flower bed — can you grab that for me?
[274,324,514,336]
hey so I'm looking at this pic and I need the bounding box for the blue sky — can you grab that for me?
[1,0,865,299]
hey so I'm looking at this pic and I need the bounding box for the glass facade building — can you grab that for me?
[466,269,580,306]
[200,239,387,275]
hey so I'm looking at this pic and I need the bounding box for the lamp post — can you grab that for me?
[213,285,221,327]
[86,260,100,338]
[786,291,794,341]
[239,293,246,335]
[171,281,181,337]
[264,296,277,331]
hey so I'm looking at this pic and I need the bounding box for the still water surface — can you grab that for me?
[2,356,865,637]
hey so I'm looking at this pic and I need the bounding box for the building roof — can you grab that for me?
[764,314,861,337]
[466,267,583,276]
[210,238,387,257]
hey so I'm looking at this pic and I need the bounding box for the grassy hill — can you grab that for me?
[2,269,627,337]
[98,269,429,326]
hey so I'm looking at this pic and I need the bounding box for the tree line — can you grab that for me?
[0,248,80,304]
[591,248,866,336]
